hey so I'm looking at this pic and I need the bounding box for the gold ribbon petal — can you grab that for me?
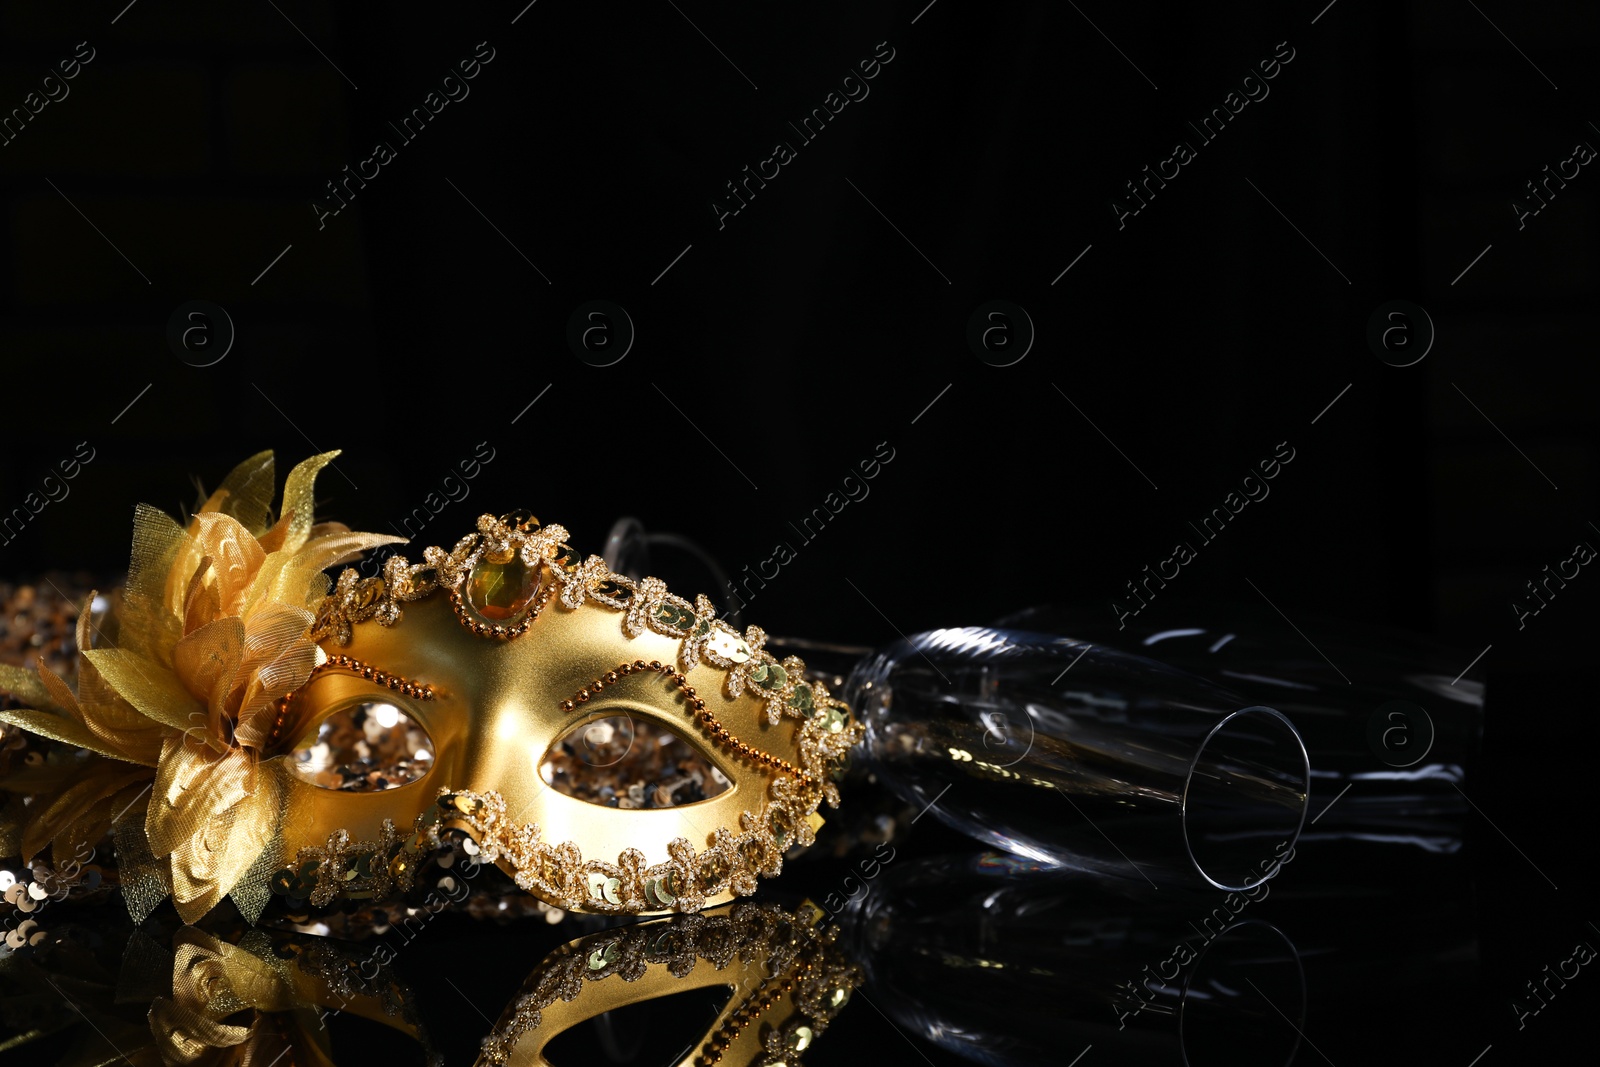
[0,663,61,712]
[27,660,165,766]
[21,758,150,863]
[247,533,403,611]
[230,604,317,747]
[185,513,267,622]
[277,450,340,554]
[285,531,407,579]
[36,663,85,722]
[54,778,146,868]
[146,737,252,857]
[148,997,254,1062]
[114,819,173,924]
[203,449,276,532]
[171,616,246,741]
[170,929,291,1012]
[121,503,188,662]
[0,707,152,764]
[152,744,280,922]
[76,700,167,767]
[83,648,206,734]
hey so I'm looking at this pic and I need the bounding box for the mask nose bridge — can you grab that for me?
[448,675,554,799]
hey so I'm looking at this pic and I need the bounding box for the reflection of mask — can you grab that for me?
[0,453,861,924]
[148,927,427,1066]
[0,903,854,1067]
[0,922,428,1067]
[479,902,860,1067]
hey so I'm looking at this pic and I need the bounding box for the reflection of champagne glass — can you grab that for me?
[847,852,1307,1067]
[840,801,1481,1067]
[846,627,1311,890]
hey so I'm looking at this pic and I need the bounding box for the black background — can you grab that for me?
[3,0,1599,1063]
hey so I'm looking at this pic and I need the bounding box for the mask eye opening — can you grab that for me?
[287,698,435,792]
[540,710,733,809]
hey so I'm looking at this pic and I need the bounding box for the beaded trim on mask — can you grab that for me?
[310,511,834,727]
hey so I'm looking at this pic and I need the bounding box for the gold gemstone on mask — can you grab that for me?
[786,1026,814,1052]
[594,578,633,603]
[464,555,539,623]
[353,578,386,611]
[269,858,319,899]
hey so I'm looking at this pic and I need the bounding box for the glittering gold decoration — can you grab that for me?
[477,902,861,1067]
[147,927,422,1063]
[269,804,443,907]
[310,512,815,715]
[310,512,571,644]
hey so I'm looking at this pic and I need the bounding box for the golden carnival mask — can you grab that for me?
[0,452,861,924]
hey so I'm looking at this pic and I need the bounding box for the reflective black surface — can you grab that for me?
[4,604,1594,1066]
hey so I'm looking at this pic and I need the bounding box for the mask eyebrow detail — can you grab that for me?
[266,654,435,748]
[314,654,436,699]
[560,660,815,789]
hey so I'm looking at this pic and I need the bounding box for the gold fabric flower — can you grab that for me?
[0,451,400,923]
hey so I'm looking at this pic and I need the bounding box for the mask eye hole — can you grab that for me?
[541,713,732,808]
[287,700,434,791]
